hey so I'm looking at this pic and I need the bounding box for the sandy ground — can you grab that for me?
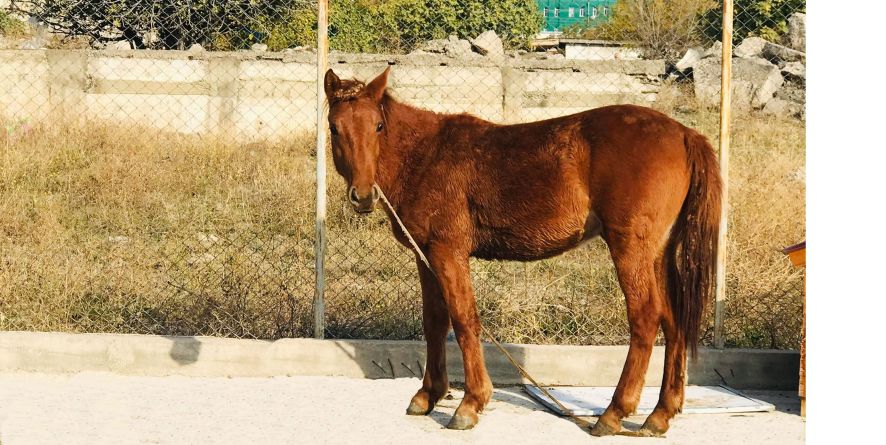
[0,372,804,445]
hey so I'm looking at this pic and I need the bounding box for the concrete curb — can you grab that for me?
[0,332,799,389]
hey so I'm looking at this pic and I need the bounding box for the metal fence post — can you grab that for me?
[314,0,329,339]
[714,0,734,349]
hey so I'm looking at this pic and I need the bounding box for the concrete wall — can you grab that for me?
[0,49,664,142]
[0,332,799,390]
[564,44,642,61]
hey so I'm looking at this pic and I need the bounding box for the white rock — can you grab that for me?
[107,40,132,50]
[734,37,767,58]
[675,46,704,71]
[188,43,205,52]
[419,38,448,53]
[471,30,504,59]
[762,41,805,64]
[781,62,805,82]
[704,41,723,59]
[763,98,804,119]
[443,35,474,58]
[694,56,784,109]
[251,43,268,52]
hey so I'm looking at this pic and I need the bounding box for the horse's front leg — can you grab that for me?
[427,244,492,430]
[407,257,451,416]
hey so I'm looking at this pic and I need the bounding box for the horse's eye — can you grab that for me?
[330,124,338,136]
[376,122,384,132]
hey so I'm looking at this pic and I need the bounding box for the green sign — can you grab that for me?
[537,0,616,33]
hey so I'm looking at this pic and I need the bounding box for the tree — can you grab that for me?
[9,0,543,51]
[571,0,717,61]
[9,1,313,49]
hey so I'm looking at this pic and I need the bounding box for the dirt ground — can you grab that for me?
[0,372,804,445]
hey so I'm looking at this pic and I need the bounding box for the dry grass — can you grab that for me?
[0,96,805,348]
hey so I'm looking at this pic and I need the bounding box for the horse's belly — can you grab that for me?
[473,211,601,261]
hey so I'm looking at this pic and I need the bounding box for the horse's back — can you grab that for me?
[464,104,695,261]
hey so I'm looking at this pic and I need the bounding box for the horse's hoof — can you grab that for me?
[446,413,478,430]
[406,399,431,416]
[637,428,665,438]
[638,416,669,437]
[589,419,620,437]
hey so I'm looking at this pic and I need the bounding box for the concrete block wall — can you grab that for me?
[0,332,800,389]
[0,49,665,142]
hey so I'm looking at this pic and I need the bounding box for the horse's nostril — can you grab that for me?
[371,184,380,202]
[348,186,360,205]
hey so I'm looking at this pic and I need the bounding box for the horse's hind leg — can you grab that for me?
[407,258,451,415]
[640,299,686,435]
[591,232,665,437]
[639,254,686,435]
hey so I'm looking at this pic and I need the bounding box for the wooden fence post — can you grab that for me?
[714,0,734,349]
[314,0,329,339]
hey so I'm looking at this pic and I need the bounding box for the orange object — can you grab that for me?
[783,241,805,417]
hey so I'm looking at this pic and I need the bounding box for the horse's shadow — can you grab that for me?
[332,338,580,428]
[423,386,562,429]
[420,385,645,435]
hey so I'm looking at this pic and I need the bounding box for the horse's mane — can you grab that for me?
[328,79,367,104]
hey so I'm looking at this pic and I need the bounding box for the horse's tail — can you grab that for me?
[666,129,722,358]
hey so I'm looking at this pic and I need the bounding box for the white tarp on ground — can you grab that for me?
[524,385,775,416]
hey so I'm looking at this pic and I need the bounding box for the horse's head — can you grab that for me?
[324,67,391,214]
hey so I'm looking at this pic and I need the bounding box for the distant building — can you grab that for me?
[537,1,616,35]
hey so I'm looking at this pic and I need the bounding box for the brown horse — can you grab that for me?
[323,67,721,436]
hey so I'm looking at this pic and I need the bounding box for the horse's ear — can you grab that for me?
[324,69,341,98]
[365,66,390,102]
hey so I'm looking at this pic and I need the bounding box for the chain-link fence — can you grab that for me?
[0,1,805,349]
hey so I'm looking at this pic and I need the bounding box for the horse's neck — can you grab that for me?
[376,97,444,206]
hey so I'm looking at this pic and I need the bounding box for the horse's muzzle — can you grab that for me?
[348,185,379,214]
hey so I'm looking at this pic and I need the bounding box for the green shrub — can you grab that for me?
[329,0,389,53]
[233,3,318,51]
[0,8,28,37]
[701,0,806,44]
[329,0,544,52]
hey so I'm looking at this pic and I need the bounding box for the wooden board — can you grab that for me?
[524,385,775,417]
